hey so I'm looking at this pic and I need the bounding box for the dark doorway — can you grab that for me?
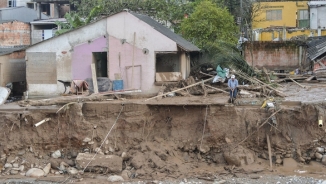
[156,53,181,72]
[93,52,108,77]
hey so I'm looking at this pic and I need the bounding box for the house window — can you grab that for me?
[266,10,282,21]
[298,9,309,28]
[8,0,16,7]
[155,52,182,82]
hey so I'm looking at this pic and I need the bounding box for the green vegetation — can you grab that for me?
[180,0,238,48]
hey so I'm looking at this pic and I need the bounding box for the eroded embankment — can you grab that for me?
[0,102,325,180]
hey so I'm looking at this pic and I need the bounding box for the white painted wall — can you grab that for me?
[16,0,29,7]
[26,19,107,96]
[309,2,326,29]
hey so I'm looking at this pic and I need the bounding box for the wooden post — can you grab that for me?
[91,63,99,94]
[132,32,136,89]
[267,134,272,170]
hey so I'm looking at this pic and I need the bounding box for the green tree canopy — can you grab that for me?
[180,0,238,49]
[70,0,194,31]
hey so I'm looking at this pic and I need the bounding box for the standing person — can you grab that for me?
[228,75,238,102]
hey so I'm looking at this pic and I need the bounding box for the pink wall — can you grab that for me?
[107,12,179,94]
[72,36,107,80]
[108,36,148,90]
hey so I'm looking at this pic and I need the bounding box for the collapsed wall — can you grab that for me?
[0,102,325,179]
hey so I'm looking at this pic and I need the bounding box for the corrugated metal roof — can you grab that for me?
[129,12,200,52]
[306,36,326,61]
[0,20,16,24]
[0,6,49,22]
[28,11,200,52]
[0,47,26,56]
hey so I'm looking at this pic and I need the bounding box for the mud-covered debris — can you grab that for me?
[121,170,131,180]
[10,170,19,175]
[67,167,78,175]
[75,153,122,172]
[316,147,324,153]
[51,150,61,159]
[43,163,51,176]
[83,137,91,143]
[108,175,124,182]
[5,163,12,168]
[283,158,297,168]
[26,168,45,177]
[321,155,326,165]
[223,146,255,166]
[315,152,323,159]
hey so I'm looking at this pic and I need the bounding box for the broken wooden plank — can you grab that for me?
[289,77,306,88]
[263,67,271,83]
[156,72,182,82]
[267,134,272,170]
[91,63,99,94]
[204,85,229,94]
[305,75,316,81]
[145,77,214,101]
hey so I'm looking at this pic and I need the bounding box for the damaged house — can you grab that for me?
[25,11,200,96]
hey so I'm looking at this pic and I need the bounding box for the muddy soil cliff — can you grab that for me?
[0,102,325,180]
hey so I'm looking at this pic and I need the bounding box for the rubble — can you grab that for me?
[75,153,122,172]
[25,168,45,177]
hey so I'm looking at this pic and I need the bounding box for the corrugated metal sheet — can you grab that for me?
[0,6,49,22]
[306,36,326,61]
[0,46,26,56]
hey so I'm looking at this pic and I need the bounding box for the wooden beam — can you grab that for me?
[91,63,99,94]
[145,77,214,101]
[289,77,306,88]
[204,84,229,94]
[267,134,273,170]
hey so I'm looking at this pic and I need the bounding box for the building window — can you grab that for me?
[298,9,309,28]
[8,0,16,7]
[266,10,282,21]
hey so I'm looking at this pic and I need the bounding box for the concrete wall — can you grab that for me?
[0,50,26,87]
[16,0,30,7]
[0,7,49,22]
[243,42,301,71]
[107,12,179,94]
[253,29,326,41]
[26,19,107,96]
[72,36,107,80]
[0,21,30,47]
[310,6,326,29]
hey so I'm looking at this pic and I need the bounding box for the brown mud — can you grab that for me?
[0,100,326,183]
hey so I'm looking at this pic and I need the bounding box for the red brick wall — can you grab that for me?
[243,42,301,71]
[0,0,7,8]
[0,21,31,47]
[9,50,26,59]
[313,58,326,71]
